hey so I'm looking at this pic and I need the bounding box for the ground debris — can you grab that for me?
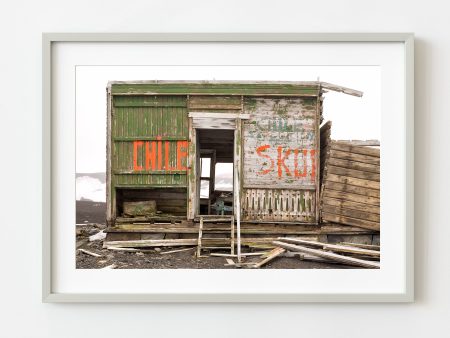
[273,237,380,269]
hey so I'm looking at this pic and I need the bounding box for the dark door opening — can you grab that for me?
[197,129,234,215]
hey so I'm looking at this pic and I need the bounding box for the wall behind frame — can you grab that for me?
[0,1,448,338]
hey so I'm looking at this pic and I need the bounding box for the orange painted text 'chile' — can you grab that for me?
[133,140,188,171]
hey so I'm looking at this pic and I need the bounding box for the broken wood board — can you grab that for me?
[78,248,102,257]
[210,252,268,258]
[107,223,376,235]
[278,237,380,258]
[252,247,286,268]
[339,242,380,251]
[282,251,337,264]
[273,241,380,269]
[104,237,287,249]
[105,247,154,253]
[101,264,117,269]
[159,247,195,255]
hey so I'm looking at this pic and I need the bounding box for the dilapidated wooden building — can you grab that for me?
[105,81,368,258]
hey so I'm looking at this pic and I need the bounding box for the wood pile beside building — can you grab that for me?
[320,121,380,231]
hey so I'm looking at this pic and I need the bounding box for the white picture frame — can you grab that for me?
[43,33,414,302]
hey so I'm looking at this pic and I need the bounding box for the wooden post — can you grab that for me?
[187,114,196,220]
[197,216,203,258]
[231,215,235,255]
[234,117,242,263]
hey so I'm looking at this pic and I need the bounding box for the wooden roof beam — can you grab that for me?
[320,82,363,97]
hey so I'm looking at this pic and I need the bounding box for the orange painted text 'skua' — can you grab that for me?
[256,145,316,179]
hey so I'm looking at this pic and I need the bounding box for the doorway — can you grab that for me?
[196,129,234,216]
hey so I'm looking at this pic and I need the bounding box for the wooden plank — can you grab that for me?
[320,82,363,97]
[77,249,102,257]
[323,189,380,205]
[252,247,286,268]
[327,165,380,182]
[197,217,204,258]
[330,149,380,165]
[320,223,377,234]
[187,119,196,219]
[321,212,380,231]
[115,216,186,223]
[340,242,380,251]
[282,251,337,263]
[235,116,242,262]
[322,197,380,215]
[111,81,321,96]
[106,247,154,253]
[188,95,242,109]
[230,215,235,255]
[325,173,379,190]
[192,117,236,129]
[278,238,380,257]
[336,140,380,147]
[331,142,379,157]
[189,112,250,119]
[322,205,380,222]
[273,241,379,268]
[210,252,268,258]
[322,181,379,198]
[160,247,195,255]
[105,238,198,248]
[327,157,379,173]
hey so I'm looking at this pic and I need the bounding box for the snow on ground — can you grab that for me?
[76,175,106,202]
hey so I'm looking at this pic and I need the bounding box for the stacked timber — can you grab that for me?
[320,122,380,231]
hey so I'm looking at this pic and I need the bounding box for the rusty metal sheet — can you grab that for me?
[242,97,317,189]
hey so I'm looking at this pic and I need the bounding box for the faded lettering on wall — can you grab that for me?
[132,137,188,172]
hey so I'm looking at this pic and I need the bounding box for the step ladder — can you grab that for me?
[197,215,235,258]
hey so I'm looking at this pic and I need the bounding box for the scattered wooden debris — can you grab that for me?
[210,252,268,258]
[105,247,153,253]
[101,264,117,269]
[105,238,198,248]
[273,240,379,269]
[278,238,380,258]
[339,242,380,251]
[282,251,337,264]
[76,238,88,249]
[252,247,286,268]
[223,259,256,268]
[89,230,106,242]
[78,248,102,258]
[104,237,284,250]
[159,247,195,255]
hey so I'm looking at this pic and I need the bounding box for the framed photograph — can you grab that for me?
[43,33,414,302]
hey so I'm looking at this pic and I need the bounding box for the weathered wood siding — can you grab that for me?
[111,95,189,187]
[242,189,315,222]
[242,97,319,222]
[320,127,380,231]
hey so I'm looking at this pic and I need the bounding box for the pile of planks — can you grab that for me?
[320,121,380,231]
[221,237,380,269]
[272,237,380,269]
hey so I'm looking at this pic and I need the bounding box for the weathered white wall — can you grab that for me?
[0,1,448,337]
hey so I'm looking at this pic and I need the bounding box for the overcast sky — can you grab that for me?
[76,65,380,173]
